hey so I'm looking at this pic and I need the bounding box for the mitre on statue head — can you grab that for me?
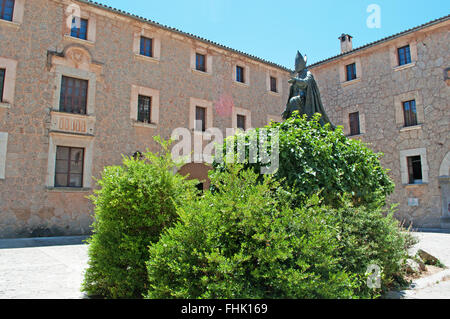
[295,51,307,73]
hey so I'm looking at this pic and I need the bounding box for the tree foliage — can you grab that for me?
[214,113,394,208]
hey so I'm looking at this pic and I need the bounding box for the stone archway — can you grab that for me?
[439,152,450,228]
[178,163,212,191]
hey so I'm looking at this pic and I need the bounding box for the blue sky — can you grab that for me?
[97,0,449,68]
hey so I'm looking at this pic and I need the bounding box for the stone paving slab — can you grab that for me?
[410,231,450,266]
[386,230,450,299]
[0,237,89,299]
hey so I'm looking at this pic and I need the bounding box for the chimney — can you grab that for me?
[339,34,353,53]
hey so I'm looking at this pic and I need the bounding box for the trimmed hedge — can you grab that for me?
[82,139,197,298]
[146,166,358,299]
[145,167,412,299]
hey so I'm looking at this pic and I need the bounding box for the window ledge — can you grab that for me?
[347,133,365,138]
[191,69,211,76]
[341,78,361,87]
[134,54,160,64]
[133,121,157,129]
[400,124,422,132]
[233,80,249,88]
[50,110,95,119]
[394,62,416,72]
[0,102,11,109]
[191,129,213,137]
[403,182,428,188]
[46,187,92,193]
[0,19,20,29]
[268,90,281,97]
[63,35,95,46]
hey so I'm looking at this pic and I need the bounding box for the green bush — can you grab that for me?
[146,166,413,299]
[146,166,359,299]
[214,113,394,208]
[333,200,414,297]
[82,138,197,298]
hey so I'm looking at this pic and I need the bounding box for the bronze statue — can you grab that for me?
[282,51,335,128]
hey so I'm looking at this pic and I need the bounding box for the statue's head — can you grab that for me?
[295,51,307,73]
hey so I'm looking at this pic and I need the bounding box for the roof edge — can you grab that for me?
[75,0,293,72]
[308,14,450,69]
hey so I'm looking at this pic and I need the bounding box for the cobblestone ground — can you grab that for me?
[0,232,448,299]
[0,236,89,299]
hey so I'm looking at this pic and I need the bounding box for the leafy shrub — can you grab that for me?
[146,166,359,299]
[213,113,394,208]
[332,200,415,297]
[146,166,413,299]
[82,138,197,298]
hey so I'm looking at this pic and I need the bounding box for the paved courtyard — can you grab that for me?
[0,236,89,299]
[0,231,448,299]
[387,230,450,299]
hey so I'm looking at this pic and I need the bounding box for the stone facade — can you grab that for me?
[0,1,448,238]
[310,16,450,229]
[0,0,289,238]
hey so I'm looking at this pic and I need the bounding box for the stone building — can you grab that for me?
[0,0,289,238]
[0,0,448,239]
[309,15,450,229]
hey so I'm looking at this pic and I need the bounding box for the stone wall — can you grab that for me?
[0,0,289,238]
[310,21,450,228]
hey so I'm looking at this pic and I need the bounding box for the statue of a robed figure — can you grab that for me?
[282,51,335,128]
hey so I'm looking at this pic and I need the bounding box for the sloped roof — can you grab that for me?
[76,0,292,72]
[72,2,449,73]
[308,14,450,69]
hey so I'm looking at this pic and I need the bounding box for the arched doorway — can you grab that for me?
[178,163,212,191]
[439,152,450,229]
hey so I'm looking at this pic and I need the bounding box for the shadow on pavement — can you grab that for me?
[0,236,90,249]
[413,228,450,234]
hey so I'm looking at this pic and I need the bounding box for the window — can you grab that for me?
[407,155,422,184]
[196,182,204,192]
[346,63,357,81]
[403,100,417,127]
[270,76,277,93]
[237,114,246,130]
[59,76,88,115]
[131,86,160,125]
[196,53,206,72]
[70,17,88,40]
[0,68,5,102]
[140,36,153,57]
[236,66,245,83]
[55,146,84,188]
[349,112,360,136]
[0,0,14,22]
[195,106,206,132]
[137,95,152,124]
[398,45,411,66]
